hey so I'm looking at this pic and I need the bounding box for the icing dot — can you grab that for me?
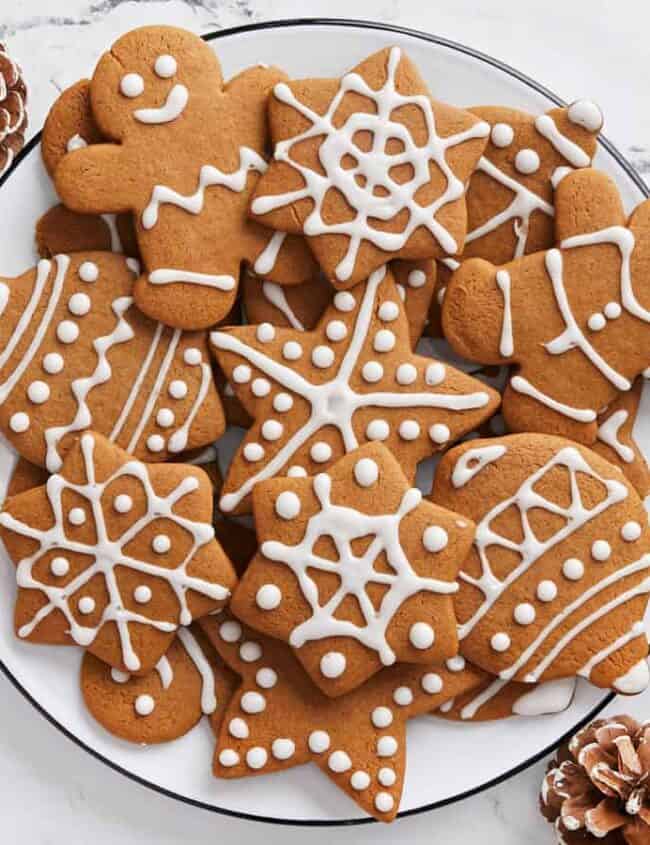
[246,748,267,770]
[328,751,352,773]
[310,441,332,463]
[423,525,448,553]
[375,792,395,813]
[243,442,265,462]
[362,361,383,383]
[219,749,239,767]
[408,269,427,288]
[233,365,251,384]
[274,492,300,520]
[42,352,64,374]
[562,558,585,581]
[354,458,379,487]
[113,494,133,513]
[120,73,144,98]
[168,379,188,399]
[396,363,417,385]
[57,320,79,344]
[393,686,413,706]
[134,585,152,604]
[604,302,622,320]
[514,602,536,625]
[241,691,266,714]
[183,347,201,365]
[68,507,86,526]
[152,534,171,554]
[282,341,302,360]
[256,583,282,611]
[251,378,271,398]
[446,656,465,672]
[68,292,91,316]
[350,771,371,791]
[312,346,335,368]
[537,580,558,602]
[256,667,277,688]
[514,148,540,174]
[147,434,165,452]
[308,730,330,753]
[377,736,398,757]
[135,694,155,716]
[262,420,283,441]
[429,423,450,444]
[568,99,603,132]
[27,380,50,404]
[10,412,29,433]
[66,134,87,152]
[588,313,606,332]
[154,54,177,78]
[399,420,420,440]
[79,261,99,282]
[326,320,347,342]
[366,419,389,441]
[78,596,95,615]
[229,717,249,738]
[334,292,355,312]
[409,622,435,649]
[111,669,130,683]
[622,521,642,542]
[320,651,346,679]
[378,767,397,787]
[491,122,514,147]
[373,329,396,352]
[273,393,293,413]
[257,323,275,343]
[378,301,399,322]
[272,739,295,760]
[421,673,443,694]
[287,465,307,477]
[220,620,242,643]
[371,707,393,728]
[592,540,611,561]
[156,408,175,428]
[425,362,445,385]
[240,641,262,662]
[50,556,70,577]
[491,632,511,652]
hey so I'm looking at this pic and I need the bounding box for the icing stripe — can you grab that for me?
[261,281,305,331]
[459,677,507,720]
[0,259,51,381]
[100,214,124,253]
[597,409,634,463]
[148,269,236,290]
[509,375,597,422]
[254,232,287,276]
[134,84,188,124]
[495,269,514,357]
[177,627,217,714]
[534,114,591,168]
[578,619,646,681]
[156,655,174,689]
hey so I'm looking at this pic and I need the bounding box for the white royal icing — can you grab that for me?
[597,409,634,463]
[134,84,189,124]
[260,281,305,331]
[451,444,507,488]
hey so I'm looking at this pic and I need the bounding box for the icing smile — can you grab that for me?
[134,83,189,124]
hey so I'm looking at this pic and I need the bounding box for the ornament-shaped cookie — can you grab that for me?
[249,46,490,287]
[442,169,650,443]
[0,432,237,674]
[55,26,316,330]
[431,434,650,693]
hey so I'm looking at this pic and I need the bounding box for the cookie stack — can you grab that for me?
[1,24,649,824]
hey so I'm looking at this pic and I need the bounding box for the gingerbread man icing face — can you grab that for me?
[55,26,316,330]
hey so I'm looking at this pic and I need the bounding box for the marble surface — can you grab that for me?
[1,1,650,842]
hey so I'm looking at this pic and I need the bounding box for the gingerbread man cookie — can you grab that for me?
[442,169,650,443]
[230,443,475,696]
[0,431,237,674]
[212,264,499,514]
[55,26,316,330]
[431,433,650,693]
[249,46,490,288]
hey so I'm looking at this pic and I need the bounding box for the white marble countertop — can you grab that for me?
[1,1,650,842]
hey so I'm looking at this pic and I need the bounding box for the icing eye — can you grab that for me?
[154,54,177,78]
[120,73,145,98]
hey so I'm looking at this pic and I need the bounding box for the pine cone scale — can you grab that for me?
[0,43,27,176]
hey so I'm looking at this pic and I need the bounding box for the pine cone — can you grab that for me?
[0,43,27,176]
[540,716,650,844]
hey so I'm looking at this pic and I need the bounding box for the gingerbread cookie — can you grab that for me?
[41,79,104,178]
[442,169,650,443]
[36,204,138,259]
[0,431,237,674]
[0,251,223,470]
[81,623,237,743]
[231,443,475,696]
[431,434,650,693]
[202,612,485,821]
[55,26,316,330]
[212,264,500,514]
[249,46,490,288]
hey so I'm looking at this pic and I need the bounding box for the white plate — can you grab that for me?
[0,17,648,827]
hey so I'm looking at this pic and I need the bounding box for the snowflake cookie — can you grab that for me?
[431,433,650,693]
[229,443,475,697]
[201,612,485,821]
[212,263,500,514]
[249,46,490,288]
[442,169,650,443]
[0,431,237,674]
[55,26,316,330]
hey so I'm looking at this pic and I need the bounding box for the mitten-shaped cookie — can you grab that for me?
[432,434,650,693]
[443,169,650,443]
[249,46,490,288]
[55,26,315,330]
